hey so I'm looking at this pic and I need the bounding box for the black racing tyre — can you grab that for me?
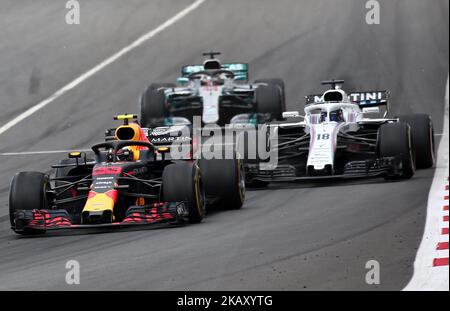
[255,84,283,121]
[378,122,415,180]
[9,172,49,229]
[255,78,286,113]
[198,158,245,210]
[162,162,205,223]
[140,83,170,127]
[396,114,435,169]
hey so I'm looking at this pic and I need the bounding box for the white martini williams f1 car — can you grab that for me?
[244,80,435,185]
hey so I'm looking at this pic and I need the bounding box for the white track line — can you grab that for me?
[0,149,91,156]
[404,76,449,291]
[0,0,207,137]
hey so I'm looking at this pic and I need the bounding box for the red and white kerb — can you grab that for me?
[433,176,449,267]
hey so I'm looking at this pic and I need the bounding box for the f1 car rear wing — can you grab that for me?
[305,91,390,113]
[181,63,249,81]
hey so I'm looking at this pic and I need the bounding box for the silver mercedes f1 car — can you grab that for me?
[140,52,285,127]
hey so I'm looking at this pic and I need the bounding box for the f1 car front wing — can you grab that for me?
[12,202,189,234]
[245,156,402,182]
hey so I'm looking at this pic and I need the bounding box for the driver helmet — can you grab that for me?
[329,109,344,122]
[320,111,327,123]
[116,147,134,162]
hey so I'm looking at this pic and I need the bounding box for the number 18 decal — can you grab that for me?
[317,134,330,140]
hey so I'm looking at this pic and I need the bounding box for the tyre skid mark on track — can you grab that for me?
[179,200,427,289]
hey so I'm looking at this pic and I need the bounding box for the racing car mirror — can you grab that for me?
[68,151,81,159]
[68,151,86,166]
[157,147,170,154]
[282,111,302,119]
[177,77,189,85]
[362,107,380,114]
[234,74,246,81]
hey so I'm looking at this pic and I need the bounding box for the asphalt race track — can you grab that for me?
[0,0,448,290]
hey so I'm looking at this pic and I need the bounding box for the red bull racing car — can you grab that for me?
[9,114,245,235]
